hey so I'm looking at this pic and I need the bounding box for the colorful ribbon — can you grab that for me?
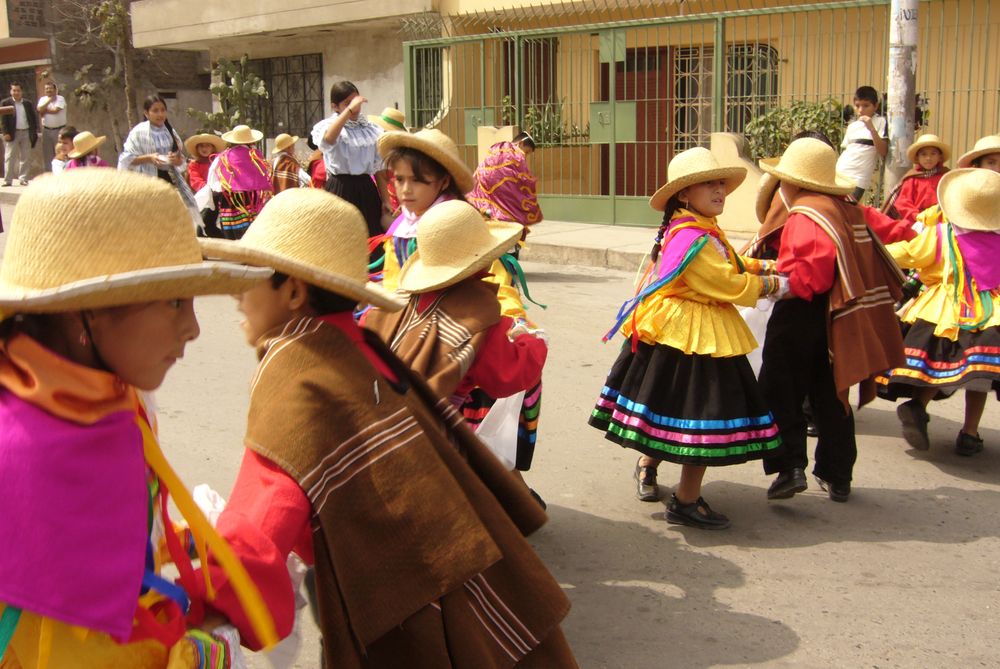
[499,253,547,309]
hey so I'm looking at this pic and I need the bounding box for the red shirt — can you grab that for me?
[892,172,944,224]
[308,157,326,189]
[187,158,212,191]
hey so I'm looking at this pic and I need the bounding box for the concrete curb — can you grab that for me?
[520,242,646,273]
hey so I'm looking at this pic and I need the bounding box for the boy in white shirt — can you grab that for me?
[836,85,888,202]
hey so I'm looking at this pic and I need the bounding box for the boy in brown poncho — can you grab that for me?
[195,188,577,668]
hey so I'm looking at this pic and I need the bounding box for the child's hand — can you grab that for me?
[858,115,875,131]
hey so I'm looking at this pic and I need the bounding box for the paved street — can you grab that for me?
[2,203,999,667]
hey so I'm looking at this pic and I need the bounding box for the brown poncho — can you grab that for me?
[246,317,575,668]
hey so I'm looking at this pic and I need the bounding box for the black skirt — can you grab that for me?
[877,318,1000,401]
[589,341,782,466]
[325,173,383,239]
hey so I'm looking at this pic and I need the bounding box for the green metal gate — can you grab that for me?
[404,0,998,226]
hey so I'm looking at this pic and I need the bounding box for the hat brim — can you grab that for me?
[938,168,1000,232]
[759,158,855,196]
[377,133,475,194]
[368,116,406,133]
[68,135,107,160]
[906,139,950,165]
[271,136,299,155]
[957,145,1000,169]
[396,222,523,294]
[184,135,227,157]
[221,129,264,145]
[754,172,781,224]
[200,239,404,311]
[0,261,271,314]
[648,167,747,212]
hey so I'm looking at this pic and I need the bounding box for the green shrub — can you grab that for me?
[744,97,845,162]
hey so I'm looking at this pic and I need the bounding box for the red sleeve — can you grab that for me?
[860,204,917,243]
[191,450,313,650]
[188,161,208,191]
[310,160,326,188]
[776,212,838,301]
[462,317,547,398]
[893,177,939,225]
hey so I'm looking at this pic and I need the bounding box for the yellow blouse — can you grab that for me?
[888,222,1000,340]
[622,212,767,357]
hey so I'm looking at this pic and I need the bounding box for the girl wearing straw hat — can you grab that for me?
[591,148,786,530]
[0,169,277,667]
[64,130,110,169]
[208,125,274,240]
[184,132,226,192]
[197,189,576,667]
[881,169,1000,456]
[270,133,309,193]
[747,137,905,503]
[881,133,950,224]
[468,131,543,227]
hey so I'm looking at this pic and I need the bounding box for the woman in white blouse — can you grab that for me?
[310,81,390,257]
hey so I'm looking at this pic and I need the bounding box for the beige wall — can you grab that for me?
[131,0,431,49]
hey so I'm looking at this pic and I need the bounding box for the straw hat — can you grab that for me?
[184,133,226,157]
[648,147,746,212]
[368,107,406,133]
[957,134,1000,168]
[906,133,950,165]
[938,168,1000,232]
[67,131,106,159]
[759,137,855,196]
[200,189,402,311]
[271,133,299,155]
[396,200,523,294]
[377,129,475,194]
[221,125,264,145]
[754,172,781,224]
[0,170,271,314]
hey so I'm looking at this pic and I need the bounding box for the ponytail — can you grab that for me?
[649,194,684,263]
[163,118,178,153]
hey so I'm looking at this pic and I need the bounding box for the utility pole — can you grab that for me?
[885,0,918,195]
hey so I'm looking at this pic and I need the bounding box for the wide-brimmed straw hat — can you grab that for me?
[754,172,781,224]
[368,107,406,133]
[271,133,299,155]
[201,189,402,311]
[649,147,746,212]
[221,125,264,145]
[957,135,1000,168]
[396,200,523,294]
[906,133,951,165]
[377,129,475,194]
[184,133,226,157]
[938,168,1000,232]
[67,131,106,159]
[759,137,855,196]
[0,170,271,314]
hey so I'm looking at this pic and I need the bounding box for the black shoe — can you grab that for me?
[955,431,984,456]
[767,468,807,500]
[633,460,660,502]
[666,494,731,530]
[814,476,851,503]
[528,488,547,510]
[897,399,930,450]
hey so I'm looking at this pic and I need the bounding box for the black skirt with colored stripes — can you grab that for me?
[589,341,782,466]
[461,381,542,471]
[877,318,1000,401]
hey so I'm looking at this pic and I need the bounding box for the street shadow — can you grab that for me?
[525,270,623,284]
[678,480,1000,551]
[527,505,799,668]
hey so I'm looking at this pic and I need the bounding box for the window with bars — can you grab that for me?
[246,53,324,137]
[412,47,445,128]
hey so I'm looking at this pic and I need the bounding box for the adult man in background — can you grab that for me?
[1,82,38,185]
[37,81,66,172]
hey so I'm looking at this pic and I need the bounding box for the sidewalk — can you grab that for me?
[0,186,750,272]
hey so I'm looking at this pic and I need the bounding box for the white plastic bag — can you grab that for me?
[738,298,774,378]
[475,390,525,469]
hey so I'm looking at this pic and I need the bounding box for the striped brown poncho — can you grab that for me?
[246,317,576,668]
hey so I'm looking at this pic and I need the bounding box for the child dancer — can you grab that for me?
[270,133,309,193]
[64,130,110,169]
[185,132,225,191]
[590,148,785,529]
[196,188,576,667]
[209,125,274,240]
[884,168,1000,456]
[0,169,275,667]
[881,133,950,224]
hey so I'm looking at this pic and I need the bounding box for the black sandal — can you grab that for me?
[666,494,731,530]
[633,459,660,502]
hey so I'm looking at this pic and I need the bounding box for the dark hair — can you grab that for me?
[58,125,78,141]
[383,147,467,201]
[306,136,318,151]
[513,131,536,151]
[854,86,879,107]
[143,94,178,152]
[270,272,357,314]
[792,129,835,150]
[8,82,21,90]
[330,81,359,105]
[44,80,57,90]
[650,194,685,263]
